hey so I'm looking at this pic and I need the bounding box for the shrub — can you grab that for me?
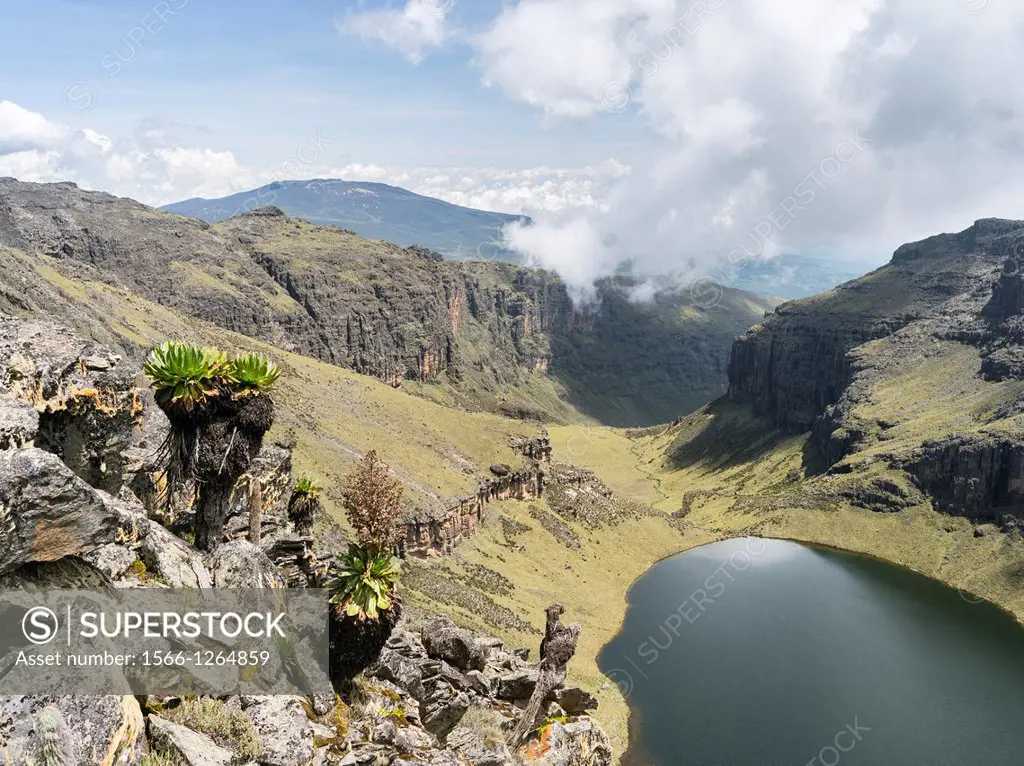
[343,450,404,552]
[164,698,262,762]
[330,453,405,685]
[459,704,508,750]
[140,751,178,766]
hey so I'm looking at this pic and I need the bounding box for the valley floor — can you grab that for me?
[407,416,1024,761]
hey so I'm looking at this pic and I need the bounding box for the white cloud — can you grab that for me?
[476,0,1024,297]
[0,101,69,153]
[0,102,253,205]
[350,159,629,216]
[338,1,450,64]
[0,100,620,217]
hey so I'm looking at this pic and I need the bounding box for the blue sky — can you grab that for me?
[0,0,640,169]
[1,0,1021,293]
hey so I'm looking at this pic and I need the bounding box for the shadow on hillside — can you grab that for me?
[546,282,772,428]
[800,435,829,476]
[664,399,791,472]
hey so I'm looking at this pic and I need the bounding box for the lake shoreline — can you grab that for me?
[600,535,1024,765]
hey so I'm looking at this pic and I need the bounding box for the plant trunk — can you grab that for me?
[248,477,263,545]
[295,515,314,537]
[189,394,275,552]
[510,604,579,750]
[194,480,233,552]
[509,663,559,750]
[328,603,401,689]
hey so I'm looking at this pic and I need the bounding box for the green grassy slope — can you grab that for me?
[0,246,541,519]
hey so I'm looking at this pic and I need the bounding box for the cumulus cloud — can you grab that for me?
[338,0,451,64]
[479,0,1024,298]
[0,100,617,216]
[0,101,257,204]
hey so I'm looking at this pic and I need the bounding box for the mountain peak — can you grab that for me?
[161,179,525,262]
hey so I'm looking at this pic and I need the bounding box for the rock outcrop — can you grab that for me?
[399,463,546,558]
[899,435,1024,518]
[726,218,1024,524]
[0,448,126,573]
[147,714,234,766]
[361,614,611,766]
[0,695,145,766]
[0,313,140,493]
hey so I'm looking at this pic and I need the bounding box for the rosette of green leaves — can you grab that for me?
[326,544,401,621]
[143,342,230,412]
[230,351,280,394]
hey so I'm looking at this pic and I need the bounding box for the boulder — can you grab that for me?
[421,615,487,672]
[0,449,124,574]
[0,695,144,766]
[420,682,470,740]
[137,515,213,588]
[265,535,322,587]
[521,718,613,766]
[208,539,285,588]
[83,542,137,580]
[372,648,426,701]
[497,669,538,701]
[426,660,472,693]
[371,719,436,752]
[465,670,492,696]
[243,696,314,766]
[387,629,428,658]
[477,635,504,652]
[148,714,233,766]
[552,687,599,715]
[0,394,38,450]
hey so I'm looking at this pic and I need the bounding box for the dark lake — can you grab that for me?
[598,538,1024,765]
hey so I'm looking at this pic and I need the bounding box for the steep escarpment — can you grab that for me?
[727,228,1003,432]
[221,208,578,388]
[725,218,1024,524]
[0,178,773,426]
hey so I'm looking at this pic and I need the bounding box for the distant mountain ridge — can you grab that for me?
[0,178,776,427]
[725,253,865,298]
[165,179,871,297]
[162,179,529,262]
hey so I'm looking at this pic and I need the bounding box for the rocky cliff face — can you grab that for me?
[0,180,575,386]
[898,435,1024,519]
[0,180,577,412]
[726,223,1006,432]
[400,463,549,558]
[726,218,1024,524]
[0,178,773,426]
